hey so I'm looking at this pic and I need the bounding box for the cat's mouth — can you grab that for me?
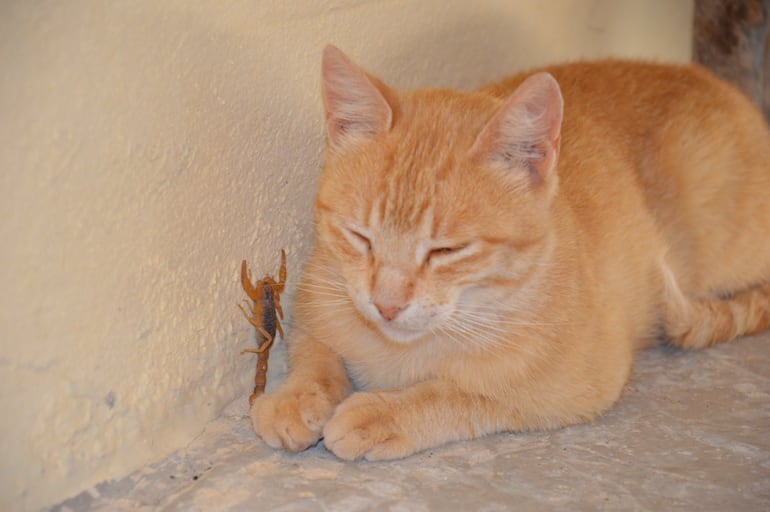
[350,292,445,344]
[376,320,429,344]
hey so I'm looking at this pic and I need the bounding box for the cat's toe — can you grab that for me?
[250,393,283,449]
[251,387,333,452]
[323,392,415,461]
[322,424,370,460]
[296,387,336,431]
[361,436,416,461]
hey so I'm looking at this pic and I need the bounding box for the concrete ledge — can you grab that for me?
[52,334,770,511]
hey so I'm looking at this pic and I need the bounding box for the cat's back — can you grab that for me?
[486,59,770,297]
[484,59,742,120]
[483,59,765,158]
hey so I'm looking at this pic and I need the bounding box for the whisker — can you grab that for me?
[296,285,348,297]
[438,309,552,360]
[437,320,508,354]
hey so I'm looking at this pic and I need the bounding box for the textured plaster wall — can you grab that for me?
[0,1,692,510]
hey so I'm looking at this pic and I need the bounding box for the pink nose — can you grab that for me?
[374,303,405,321]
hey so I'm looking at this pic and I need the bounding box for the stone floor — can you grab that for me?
[52,334,770,512]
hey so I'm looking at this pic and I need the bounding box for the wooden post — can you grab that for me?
[693,0,770,122]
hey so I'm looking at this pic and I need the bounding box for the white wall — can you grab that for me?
[0,1,693,510]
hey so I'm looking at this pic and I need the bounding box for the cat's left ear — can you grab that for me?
[470,72,563,193]
[321,45,394,153]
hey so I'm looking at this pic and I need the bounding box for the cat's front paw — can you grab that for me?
[250,382,338,452]
[323,392,416,461]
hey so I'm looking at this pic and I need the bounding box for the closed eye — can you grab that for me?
[426,244,469,264]
[342,226,373,254]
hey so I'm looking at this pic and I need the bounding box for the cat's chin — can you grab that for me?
[376,322,430,344]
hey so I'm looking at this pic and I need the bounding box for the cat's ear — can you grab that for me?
[470,72,563,190]
[321,45,394,152]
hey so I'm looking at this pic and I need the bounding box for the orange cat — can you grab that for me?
[251,45,770,460]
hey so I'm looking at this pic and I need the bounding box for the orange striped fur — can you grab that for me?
[251,46,770,460]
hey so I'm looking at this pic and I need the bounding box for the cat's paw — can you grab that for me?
[250,382,337,452]
[323,392,416,461]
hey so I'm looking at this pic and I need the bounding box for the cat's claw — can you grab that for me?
[323,392,416,461]
[250,384,336,452]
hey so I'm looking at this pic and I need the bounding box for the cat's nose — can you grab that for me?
[374,302,405,321]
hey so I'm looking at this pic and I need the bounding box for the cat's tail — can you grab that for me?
[661,264,770,349]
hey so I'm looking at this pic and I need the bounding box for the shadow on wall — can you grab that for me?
[363,11,549,91]
[364,2,673,92]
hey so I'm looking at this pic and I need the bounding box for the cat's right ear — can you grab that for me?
[321,45,394,153]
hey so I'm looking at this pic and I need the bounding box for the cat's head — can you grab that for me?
[313,45,563,345]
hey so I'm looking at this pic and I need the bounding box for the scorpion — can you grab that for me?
[239,249,286,405]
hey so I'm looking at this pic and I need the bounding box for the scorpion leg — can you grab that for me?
[240,328,274,354]
[276,250,287,293]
